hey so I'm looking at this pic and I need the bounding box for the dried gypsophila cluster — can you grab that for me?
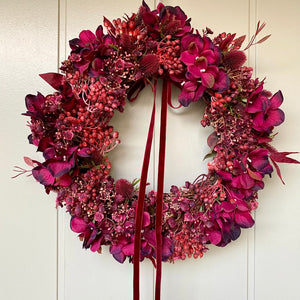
[17,1,299,264]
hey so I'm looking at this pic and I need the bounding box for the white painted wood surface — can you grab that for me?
[1,0,299,299]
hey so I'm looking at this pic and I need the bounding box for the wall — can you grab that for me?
[1,0,299,299]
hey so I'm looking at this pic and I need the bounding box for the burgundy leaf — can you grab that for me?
[233,35,246,48]
[270,157,285,184]
[39,73,64,91]
[207,131,218,149]
[270,151,300,164]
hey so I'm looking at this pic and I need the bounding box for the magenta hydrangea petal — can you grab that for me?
[252,112,265,129]
[230,224,241,241]
[95,25,104,40]
[144,230,156,247]
[56,173,72,187]
[217,170,232,181]
[70,217,88,233]
[201,72,215,88]
[264,108,285,127]
[79,30,97,46]
[25,92,45,113]
[213,70,229,92]
[143,211,151,227]
[201,49,216,64]
[180,51,196,65]
[208,231,222,245]
[239,173,255,189]
[112,250,126,263]
[178,82,197,106]
[32,166,55,186]
[122,243,135,256]
[246,96,269,113]
[91,237,102,252]
[236,200,250,212]
[43,147,56,160]
[221,202,235,212]
[194,85,206,101]
[235,212,255,228]
[47,160,72,177]
[162,237,174,261]
[270,90,283,109]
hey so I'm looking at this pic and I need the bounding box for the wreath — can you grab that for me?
[16,1,299,299]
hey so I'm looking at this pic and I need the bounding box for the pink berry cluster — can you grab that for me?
[20,1,298,264]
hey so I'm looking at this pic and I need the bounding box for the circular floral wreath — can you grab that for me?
[18,1,299,265]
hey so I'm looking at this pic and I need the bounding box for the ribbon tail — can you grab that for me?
[133,80,157,300]
[155,79,170,300]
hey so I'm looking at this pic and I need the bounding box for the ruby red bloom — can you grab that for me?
[246,84,285,132]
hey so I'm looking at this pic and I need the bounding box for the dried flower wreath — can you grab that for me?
[16,2,299,300]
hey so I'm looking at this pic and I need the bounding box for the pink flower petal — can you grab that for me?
[264,109,285,128]
[235,212,254,228]
[122,243,135,256]
[221,202,235,212]
[79,30,96,45]
[143,211,151,227]
[162,237,174,261]
[270,90,283,109]
[208,231,222,245]
[95,25,104,40]
[47,160,72,177]
[180,51,196,65]
[70,217,88,233]
[213,70,229,92]
[32,166,55,186]
[56,173,72,187]
[91,237,102,252]
[201,72,215,88]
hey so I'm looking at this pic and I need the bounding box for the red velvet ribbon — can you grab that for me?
[154,79,170,300]
[133,79,171,300]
